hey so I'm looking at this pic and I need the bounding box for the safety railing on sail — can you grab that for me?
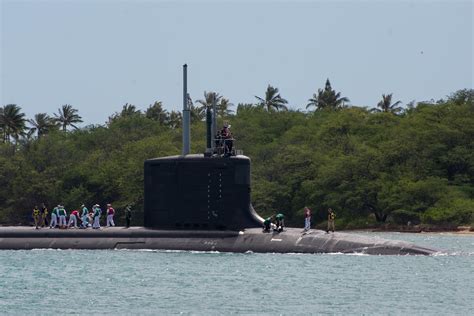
[213,138,242,157]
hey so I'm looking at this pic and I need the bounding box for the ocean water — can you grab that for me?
[0,232,472,315]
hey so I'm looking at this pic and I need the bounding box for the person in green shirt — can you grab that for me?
[50,205,59,228]
[80,204,89,228]
[92,204,101,229]
[262,217,272,233]
[57,205,67,229]
[275,213,285,232]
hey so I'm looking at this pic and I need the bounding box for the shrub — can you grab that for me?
[421,198,474,225]
[390,209,421,225]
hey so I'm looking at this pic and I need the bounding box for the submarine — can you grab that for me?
[0,65,439,255]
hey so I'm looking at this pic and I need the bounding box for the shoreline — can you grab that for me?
[346,229,474,235]
[2,224,473,235]
[344,226,474,235]
[309,223,474,235]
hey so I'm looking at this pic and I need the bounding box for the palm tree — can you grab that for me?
[306,79,350,111]
[0,104,27,143]
[145,101,168,125]
[255,85,288,111]
[54,104,83,131]
[196,91,222,109]
[167,110,182,129]
[28,113,57,138]
[217,98,234,119]
[372,94,403,114]
[120,103,141,117]
[189,105,205,121]
[195,91,222,120]
[108,103,142,124]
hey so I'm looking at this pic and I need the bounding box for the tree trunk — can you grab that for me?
[367,203,387,223]
[373,212,388,223]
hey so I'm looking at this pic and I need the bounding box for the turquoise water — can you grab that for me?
[0,232,472,315]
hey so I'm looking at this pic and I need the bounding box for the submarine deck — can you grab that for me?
[0,226,439,255]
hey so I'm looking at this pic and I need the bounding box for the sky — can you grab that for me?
[1,0,473,126]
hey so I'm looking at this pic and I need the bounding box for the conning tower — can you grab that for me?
[144,65,262,230]
[144,155,261,230]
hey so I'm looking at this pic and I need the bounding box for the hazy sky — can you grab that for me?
[1,0,473,126]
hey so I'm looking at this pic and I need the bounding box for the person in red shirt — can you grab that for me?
[106,203,115,227]
[220,123,233,156]
[68,209,79,228]
[304,206,311,231]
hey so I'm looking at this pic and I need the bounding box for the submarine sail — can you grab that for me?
[144,155,262,230]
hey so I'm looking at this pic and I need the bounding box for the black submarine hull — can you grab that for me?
[0,227,438,255]
[0,156,440,255]
[138,154,439,255]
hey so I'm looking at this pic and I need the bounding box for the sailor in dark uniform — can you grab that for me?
[327,208,336,233]
[32,206,40,229]
[220,123,233,157]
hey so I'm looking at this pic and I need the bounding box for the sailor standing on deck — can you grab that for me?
[220,123,233,157]
[303,206,311,231]
[40,203,49,227]
[125,205,132,228]
[80,204,89,228]
[106,203,115,227]
[92,204,101,229]
[32,206,40,229]
[50,205,59,228]
[58,205,67,228]
[327,208,336,233]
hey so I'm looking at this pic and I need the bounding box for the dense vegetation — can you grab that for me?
[1,85,473,229]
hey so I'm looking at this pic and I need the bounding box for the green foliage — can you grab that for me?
[27,113,58,138]
[255,85,288,111]
[338,215,378,230]
[54,104,83,131]
[1,89,473,228]
[390,210,421,225]
[371,94,403,114]
[422,198,474,226]
[1,104,27,142]
[306,79,350,111]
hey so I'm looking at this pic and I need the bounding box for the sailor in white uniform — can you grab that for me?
[92,204,101,229]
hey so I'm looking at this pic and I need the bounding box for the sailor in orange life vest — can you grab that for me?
[106,203,115,227]
[303,206,311,231]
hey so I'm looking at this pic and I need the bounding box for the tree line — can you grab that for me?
[1,81,473,228]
